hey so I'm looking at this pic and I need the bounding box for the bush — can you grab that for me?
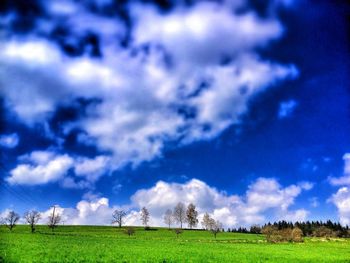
[174,229,183,238]
[313,226,336,238]
[291,227,304,242]
[124,227,135,237]
[262,226,304,243]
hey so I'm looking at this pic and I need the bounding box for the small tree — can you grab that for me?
[112,209,127,228]
[4,211,20,231]
[186,203,198,229]
[24,210,41,233]
[48,206,61,232]
[124,227,135,237]
[250,225,262,234]
[174,228,183,238]
[262,225,280,243]
[163,209,173,229]
[140,207,150,228]
[173,202,186,228]
[201,212,211,230]
[210,219,222,239]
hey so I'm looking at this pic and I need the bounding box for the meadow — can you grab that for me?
[1,225,350,262]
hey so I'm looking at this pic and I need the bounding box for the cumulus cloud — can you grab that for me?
[0,0,298,171]
[131,177,311,227]
[330,187,350,225]
[329,153,350,225]
[9,177,309,227]
[7,151,74,185]
[0,133,19,148]
[6,150,110,189]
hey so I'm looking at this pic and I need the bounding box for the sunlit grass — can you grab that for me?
[1,225,349,262]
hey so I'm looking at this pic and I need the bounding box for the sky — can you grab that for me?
[0,0,349,228]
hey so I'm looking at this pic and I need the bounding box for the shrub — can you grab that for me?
[174,228,183,238]
[262,226,303,243]
[124,227,135,237]
[313,226,336,238]
[291,227,304,242]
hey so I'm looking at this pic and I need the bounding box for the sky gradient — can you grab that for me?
[0,0,349,227]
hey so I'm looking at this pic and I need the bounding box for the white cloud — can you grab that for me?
[131,177,311,227]
[298,181,314,191]
[329,153,350,225]
[0,133,19,148]
[132,2,283,68]
[0,0,298,171]
[6,150,110,189]
[328,153,350,186]
[330,187,350,225]
[7,152,74,185]
[278,99,298,119]
[6,177,309,227]
[74,156,111,184]
[309,197,319,208]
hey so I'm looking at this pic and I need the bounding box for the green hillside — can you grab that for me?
[1,225,349,262]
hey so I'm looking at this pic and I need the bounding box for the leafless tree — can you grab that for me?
[163,209,173,229]
[112,209,127,228]
[48,206,61,232]
[24,210,41,233]
[186,203,198,229]
[4,211,20,231]
[173,202,186,228]
[201,212,211,230]
[210,219,222,239]
[124,227,135,237]
[140,207,150,228]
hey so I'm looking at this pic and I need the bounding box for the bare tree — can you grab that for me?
[210,219,222,239]
[4,211,20,231]
[140,207,150,228]
[173,202,186,228]
[48,206,61,232]
[163,209,173,229]
[112,209,127,228]
[24,210,41,233]
[186,203,198,229]
[201,212,211,230]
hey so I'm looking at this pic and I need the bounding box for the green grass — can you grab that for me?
[1,225,350,262]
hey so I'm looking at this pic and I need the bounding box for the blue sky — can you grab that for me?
[0,0,349,227]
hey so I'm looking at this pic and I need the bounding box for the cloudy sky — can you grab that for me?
[0,0,349,227]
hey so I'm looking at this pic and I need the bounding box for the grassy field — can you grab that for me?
[1,225,350,262]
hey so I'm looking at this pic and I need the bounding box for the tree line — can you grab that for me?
[225,220,350,238]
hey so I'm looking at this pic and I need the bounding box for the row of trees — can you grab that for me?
[114,203,223,238]
[3,206,350,240]
[112,203,201,229]
[112,202,222,231]
[163,203,199,229]
[1,207,62,233]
